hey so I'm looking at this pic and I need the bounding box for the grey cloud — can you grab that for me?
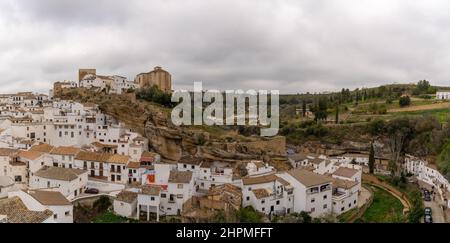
[1,0,450,94]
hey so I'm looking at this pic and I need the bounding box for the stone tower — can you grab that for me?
[135,66,172,93]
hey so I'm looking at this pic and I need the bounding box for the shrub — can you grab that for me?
[399,96,411,107]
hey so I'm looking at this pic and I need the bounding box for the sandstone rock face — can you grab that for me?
[57,88,287,165]
[144,110,287,163]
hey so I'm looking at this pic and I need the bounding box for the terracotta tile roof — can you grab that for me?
[0,148,18,157]
[50,146,80,156]
[252,188,272,199]
[168,171,193,184]
[127,162,141,169]
[330,177,358,190]
[34,167,86,181]
[242,174,278,186]
[30,143,54,153]
[288,169,332,187]
[288,153,309,161]
[115,190,138,203]
[140,185,161,196]
[18,150,44,160]
[333,167,359,178]
[141,151,158,162]
[208,184,242,209]
[28,190,72,206]
[91,142,118,149]
[107,154,130,165]
[75,151,111,162]
[276,176,291,187]
[0,197,53,223]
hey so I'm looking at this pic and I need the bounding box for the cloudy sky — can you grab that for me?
[1,0,450,94]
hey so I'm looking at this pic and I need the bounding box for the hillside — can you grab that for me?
[56,88,289,171]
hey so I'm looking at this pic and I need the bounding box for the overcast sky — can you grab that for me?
[1,0,450,94]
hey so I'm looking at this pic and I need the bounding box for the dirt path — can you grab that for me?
[388,102,450,113]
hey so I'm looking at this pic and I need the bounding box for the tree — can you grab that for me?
[302,99,307,117]
[335,105,339,124]
[93,196,112,213]
[314,97,328,122]
[384,117,413,176]
[369,142,375,174]
[399,96,411,107]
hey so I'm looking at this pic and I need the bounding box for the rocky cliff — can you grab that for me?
[57,88,288,168]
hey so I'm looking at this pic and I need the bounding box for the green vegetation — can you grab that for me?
[399,96,411,107]
[373,175,424,223]
[369,142,375,174]
[438,142,450,175]
[358,185,405,223]
[93,211,138,223]
[136,85,174,108]
[237,207,264,223]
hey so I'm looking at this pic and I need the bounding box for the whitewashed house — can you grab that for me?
[0,196,55,223]
[246,161,276,177]
[330,178,359,215]
[30,166,88,200]
[242,174,294,215]
[9,190,73,223]
[136,185,162,222]
[436,91,450,100]
[278,169,333,218]
[113,190,138,219]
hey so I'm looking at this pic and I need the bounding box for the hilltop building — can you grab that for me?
[436,91,450,100]
[135,66,172,93]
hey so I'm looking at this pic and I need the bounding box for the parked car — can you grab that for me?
[424,215,433,224]
[424,207,432,216]
[85,188,100,194]
[424,194,432,202]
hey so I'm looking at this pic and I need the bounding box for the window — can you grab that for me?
[311,198,315,203]
[191,165,195,169]
[246,197,250,201]
[323,195,327,200]
[276,200,280,205]
[177,194,183,199]
[178,184,183,189]
[262,208,265,212]
[354,200,357,204]
[151,197,155,201]
[54,214,58,219]
[341,207,345,212]
[311,208,315,212]
[183,164,187,169]
[14,176,22,182]
[323,204,328,209]
[161,193,167,198]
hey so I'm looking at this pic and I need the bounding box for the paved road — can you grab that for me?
[424,200,446,223]
[418,181,447,223]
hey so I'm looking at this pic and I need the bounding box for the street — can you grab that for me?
[419,181,448,223]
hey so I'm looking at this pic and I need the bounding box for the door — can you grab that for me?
[111,175,115,182]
